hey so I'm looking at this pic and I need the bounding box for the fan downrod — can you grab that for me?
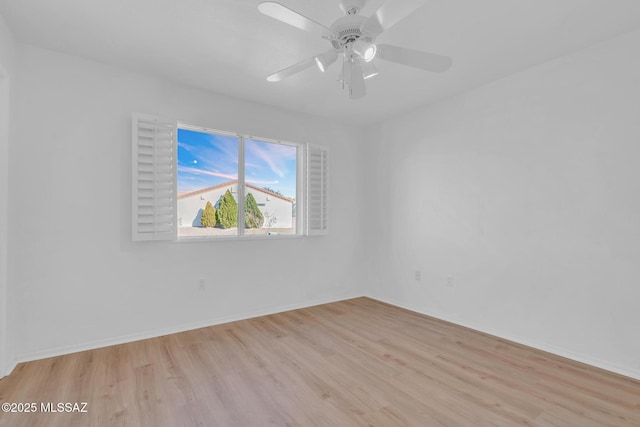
[339,0,367,15]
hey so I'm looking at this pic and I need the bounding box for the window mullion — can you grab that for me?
[237,135,245,237]
[297,143,304,235]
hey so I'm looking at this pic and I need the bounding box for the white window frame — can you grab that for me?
[132,114,328,241]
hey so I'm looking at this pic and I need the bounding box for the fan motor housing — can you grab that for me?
[329,15,371,50]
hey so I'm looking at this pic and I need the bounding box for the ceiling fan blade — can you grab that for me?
[266,56,318,82]
[349,62,366,99]
[258,2,331,37]
[361,0,427,37]
[377,44,452,73]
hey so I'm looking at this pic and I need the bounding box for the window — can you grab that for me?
[243,138,298,236]
[132,114,328,241]
[176,128,299,238]
[176,129,239,237]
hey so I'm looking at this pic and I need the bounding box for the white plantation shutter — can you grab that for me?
[306,143,329,235]
[132,113,176,241]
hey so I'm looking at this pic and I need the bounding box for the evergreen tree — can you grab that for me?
[216,189,238,229]
[200,201,216,228]
[244,192,264,229]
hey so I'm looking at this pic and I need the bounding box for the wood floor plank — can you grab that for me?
[1,297,639,426]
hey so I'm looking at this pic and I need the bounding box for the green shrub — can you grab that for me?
[200,201,216,228]
[216,189,238,229]
[244,192,264,228]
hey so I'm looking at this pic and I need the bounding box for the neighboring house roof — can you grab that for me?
[178,180,237,200]
[177,180,294,203]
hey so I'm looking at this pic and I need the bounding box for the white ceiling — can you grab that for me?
[1,0,640,125]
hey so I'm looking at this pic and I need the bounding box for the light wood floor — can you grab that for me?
[1,297,639,426]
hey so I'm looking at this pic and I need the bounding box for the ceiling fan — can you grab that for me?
[258,0,452,99]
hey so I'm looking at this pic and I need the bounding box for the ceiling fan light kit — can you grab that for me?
[315,49,339,72]
[352,39,377,62]
[259,0,452,99]
[362,61,378,79]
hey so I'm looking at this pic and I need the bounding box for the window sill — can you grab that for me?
[174,234,307,243]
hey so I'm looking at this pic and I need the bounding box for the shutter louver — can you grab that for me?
[132,114,176,241]
[306,143,329,235]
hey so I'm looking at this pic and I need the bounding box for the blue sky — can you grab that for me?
[177,129,297,198]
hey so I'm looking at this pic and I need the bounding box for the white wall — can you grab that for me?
[0,11,16,376]
[369,29,640,379]
[10,45,367,360]
[5,22,640,382]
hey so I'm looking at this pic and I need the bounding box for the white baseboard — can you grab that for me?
[11,292,365,374]
[2,358,17,379]
[368,294,640,381]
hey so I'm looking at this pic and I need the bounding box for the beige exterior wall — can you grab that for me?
[177,183,293,229]
[244,187,294,229]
